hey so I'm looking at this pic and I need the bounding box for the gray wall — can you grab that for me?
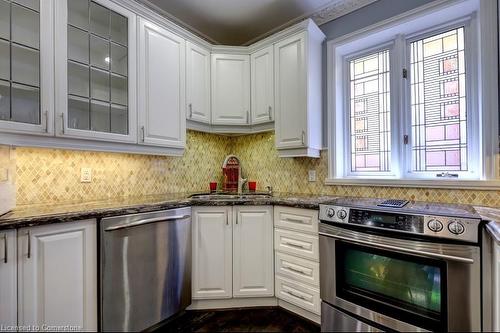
[318,0,437,146]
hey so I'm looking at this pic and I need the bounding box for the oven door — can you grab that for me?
[319,223,481,332]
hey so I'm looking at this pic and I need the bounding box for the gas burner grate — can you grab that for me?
[377,199,409,208]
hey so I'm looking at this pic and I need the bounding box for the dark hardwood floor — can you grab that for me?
[155,307,320,332]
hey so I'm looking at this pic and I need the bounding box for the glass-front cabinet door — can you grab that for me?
[55,0,137,143]
[0,0,54,135]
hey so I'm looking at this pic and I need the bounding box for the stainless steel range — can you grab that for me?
[319,198,483,332]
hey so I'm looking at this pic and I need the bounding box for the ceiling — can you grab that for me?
[138,0,373,46]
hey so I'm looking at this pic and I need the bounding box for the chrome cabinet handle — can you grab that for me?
[284,264,307,275]
[268,106,272,120]
[2,234,7,264]
[189,103,193,118]
[283,241,307,249]
[141,126,145,142]
[301,131,305,145]
[44,110,48,133]
[285,290,307,300]
[246,110,249,124]
[60,113,65,134]
[284,217,304,224]
[26,230,31,259]
[226,213,229,226]
[105,214,190,232]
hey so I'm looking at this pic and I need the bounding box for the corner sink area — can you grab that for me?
[189,193,273,200]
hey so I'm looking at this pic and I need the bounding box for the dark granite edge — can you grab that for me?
[0,195,335,230]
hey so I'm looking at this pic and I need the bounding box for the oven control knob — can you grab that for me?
[337,209,347,220]
[448,221,465,235]
[427,219,443,232]
[326,208,335,218]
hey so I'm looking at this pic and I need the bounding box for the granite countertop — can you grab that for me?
[475,206,500,244]
[0,193,339,230]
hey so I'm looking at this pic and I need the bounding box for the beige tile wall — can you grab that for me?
[13,130,500,207]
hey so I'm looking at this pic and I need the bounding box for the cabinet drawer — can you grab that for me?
[274,206,318,234]
[274,228,318,261]
[275,252,319,287]
[275,275,320,314]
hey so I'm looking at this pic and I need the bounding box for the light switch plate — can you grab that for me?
[308,169,316,182]
[81,167,92,183]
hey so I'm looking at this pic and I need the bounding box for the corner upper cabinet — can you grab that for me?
[251,46,274,125]
[211,53,250,125]
[0,0,54,136]
[54,0,137,143]
[138,18,186,149]
[186,41,210,124]
[274,21,325,157]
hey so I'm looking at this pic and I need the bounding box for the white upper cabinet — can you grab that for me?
[17,220,97,330]
[274,22,325,157]
[233,206,274,297]
[138,18,186,148]
[186,41,210,124]
[211,53,250,125]
[0,0,54,136]
[251,46,274,125]
[55,0,137,143]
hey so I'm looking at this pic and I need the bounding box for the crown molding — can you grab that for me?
[311,0,379,26]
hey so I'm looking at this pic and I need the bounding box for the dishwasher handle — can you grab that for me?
[105,214,190,232]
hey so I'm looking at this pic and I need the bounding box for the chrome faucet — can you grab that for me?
[238,176,248,194]
[266,185,273,196]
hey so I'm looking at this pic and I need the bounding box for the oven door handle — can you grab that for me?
[319,232,475,264]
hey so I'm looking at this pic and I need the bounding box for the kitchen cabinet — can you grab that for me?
[233,206,274,297]
[186,41,211,124]
[211,53,250,125]
[138,18,186,148]
[274,22,325,157]
[0,229,17,327]
[192,206,274,300]
[55,0,137,143]
[494,241,500,331]
[17,219,97,330]
[0,0,54,136]
[251,46,274,125]
[192,206,233,299]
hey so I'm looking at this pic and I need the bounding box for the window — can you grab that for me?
[328,0,499,187]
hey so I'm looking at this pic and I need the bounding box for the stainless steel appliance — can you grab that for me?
[319,198,483,332]
[100,207,191,331]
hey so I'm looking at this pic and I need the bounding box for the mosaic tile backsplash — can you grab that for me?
[11,130,500,207]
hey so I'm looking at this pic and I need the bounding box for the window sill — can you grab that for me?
[324,178,500,190]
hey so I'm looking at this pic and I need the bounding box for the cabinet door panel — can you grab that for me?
[192,207,232,299]
[138,19,186,148]
[233,206,274,297]
[274,32,307,148]
[186,41,210,123]
[251,46,274,125]
[211,54,250,125]
[17,220,97,330]
[0,229,17,327]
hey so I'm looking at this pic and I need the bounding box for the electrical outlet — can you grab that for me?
[308,169,316,182]
[81,167,92,183]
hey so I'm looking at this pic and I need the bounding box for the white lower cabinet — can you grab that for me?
[192,206,274,300]
[17,220,97,331]
[233,206,274,297]
[192,206,233,299]
[0,229,17,327]
[494,241,500,331]
[274,206,320,318]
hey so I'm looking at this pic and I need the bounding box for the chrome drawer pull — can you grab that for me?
[284,264,307,275]
[105,215,190,232]
[285,290,307,300]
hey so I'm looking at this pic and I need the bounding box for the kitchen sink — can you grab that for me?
[189,193,272,200]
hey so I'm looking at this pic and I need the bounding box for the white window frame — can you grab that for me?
[326,0,499,190]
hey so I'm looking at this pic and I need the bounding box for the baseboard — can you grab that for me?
[188,297,278,310]
[278,300,321,324]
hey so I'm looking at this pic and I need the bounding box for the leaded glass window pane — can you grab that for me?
[349,49,391,172]
[410,27,467,172]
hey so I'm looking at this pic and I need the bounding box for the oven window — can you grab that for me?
[336,242,447,331]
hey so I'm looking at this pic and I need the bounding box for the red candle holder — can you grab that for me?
[248,181,257,192]
[210,182,217,193]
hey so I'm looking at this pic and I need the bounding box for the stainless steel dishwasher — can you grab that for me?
[100,207,191,331]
